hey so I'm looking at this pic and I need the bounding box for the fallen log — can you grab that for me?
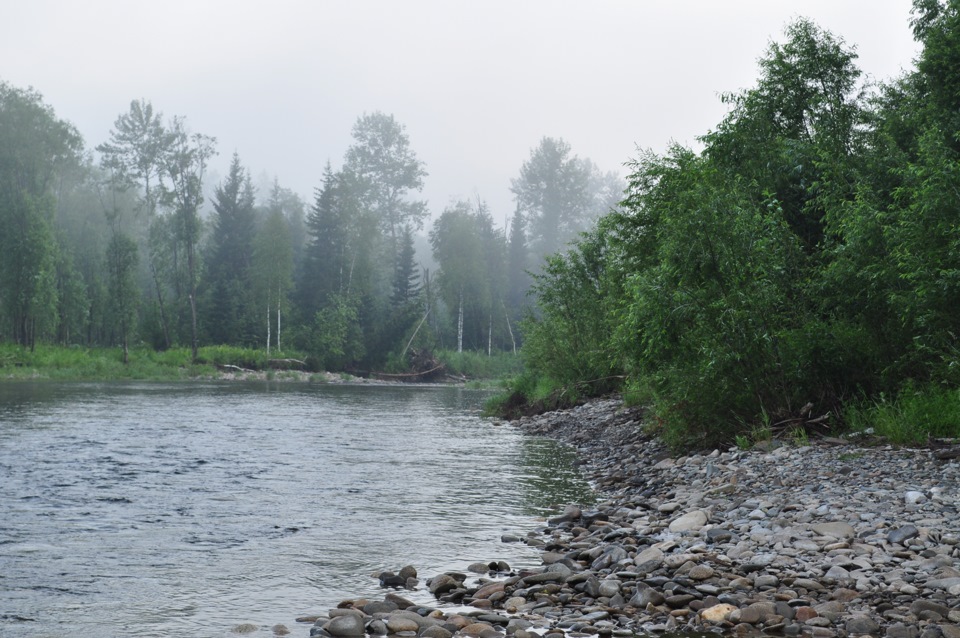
[217,363,255,374]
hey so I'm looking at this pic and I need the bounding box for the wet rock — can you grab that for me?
[386,617,420,633]
[420,627,453,638]
[362,600,398,615]
[428,574,460,595]
[461,622,498,637]
[325,615,366,637]
[548,504,582,525]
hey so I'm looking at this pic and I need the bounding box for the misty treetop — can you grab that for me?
[0,90,620,370]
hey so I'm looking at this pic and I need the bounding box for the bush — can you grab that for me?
[437,349,523,379]
[845,384,960,445]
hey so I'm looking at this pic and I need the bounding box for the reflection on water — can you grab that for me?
[517,437,596,516]
[0,381,593,638]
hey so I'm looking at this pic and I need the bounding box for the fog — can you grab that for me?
[3,1,920,219]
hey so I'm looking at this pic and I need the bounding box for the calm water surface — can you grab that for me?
[0,381,593,638]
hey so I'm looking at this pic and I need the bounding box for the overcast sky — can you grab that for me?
[3,1,921,226]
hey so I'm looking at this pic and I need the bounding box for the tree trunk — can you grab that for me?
[488,313,492,356]
[189,291,198,362]
[457,287,463,354]
[276,283,281,352]
[502,301,516,354]
[150,261,170,349]
[266,303,271,356]
[187,236,198,362]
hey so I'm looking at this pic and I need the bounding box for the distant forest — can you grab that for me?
[7,0,960,449]
[0,89,622,369]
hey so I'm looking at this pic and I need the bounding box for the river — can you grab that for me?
[0,381,594,638]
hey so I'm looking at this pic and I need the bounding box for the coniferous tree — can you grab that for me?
[506,205,530,320]
[391,224,420,307]
[204,152,257,345]
[299,163,349,320]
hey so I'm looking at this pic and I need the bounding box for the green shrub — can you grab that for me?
[845,384,960,445]
[437,349,523,379]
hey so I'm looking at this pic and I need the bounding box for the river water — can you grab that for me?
[0,381,594,638]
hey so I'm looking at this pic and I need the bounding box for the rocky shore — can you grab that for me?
[299,397,960,638]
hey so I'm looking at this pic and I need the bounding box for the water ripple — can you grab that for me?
[0,382,593,638]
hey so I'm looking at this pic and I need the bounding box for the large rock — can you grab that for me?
[472,581,506,600]
[887,525,919,545]
[629,583,665,608]
[701,603,738,623]
[812,522,855,539]
[845,615,880,635]
[669,510,708,532]
[548,504,581,525]
[428,573,460,595]
[326,615,366,637]
[386,617,420,633]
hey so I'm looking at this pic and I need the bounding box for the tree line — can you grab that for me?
[515,1,960,446]
[0,89,621,371]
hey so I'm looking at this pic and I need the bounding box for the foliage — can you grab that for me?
[495,13,960,449]
[437,349,523,379]
[0,82,83,348]
[521,222,623,396]
[845,384,960,445]
[429,199,508,353]
[304,292,364,371]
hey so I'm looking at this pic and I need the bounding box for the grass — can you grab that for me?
[437,349,524,380]
[844,383,960,445]
[0,344,307,382]
[482,369,582,418]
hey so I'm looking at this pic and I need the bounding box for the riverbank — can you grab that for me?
[301,397,960,638]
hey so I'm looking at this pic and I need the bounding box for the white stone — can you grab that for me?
[812,522,855,538]
[669,510,708,533]
[904,490,927,505]
[700,603,738,623]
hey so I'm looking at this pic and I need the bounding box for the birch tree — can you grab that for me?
[253,208,293,353]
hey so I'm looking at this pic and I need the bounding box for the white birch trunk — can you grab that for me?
[276,282,281,352]
[503,304,516,354]
[488,313,492,356]
[266,303,271,356]
[457,287,463,354]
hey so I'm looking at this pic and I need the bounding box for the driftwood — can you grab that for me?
[217,363,255,374]
[934,447,960,461]
[371,363,446,382]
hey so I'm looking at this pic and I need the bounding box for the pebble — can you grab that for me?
[296,398,960,638]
